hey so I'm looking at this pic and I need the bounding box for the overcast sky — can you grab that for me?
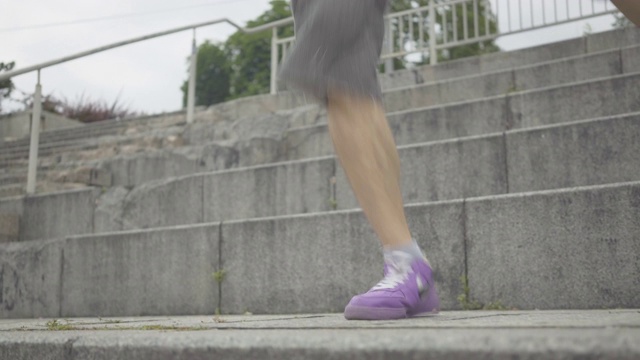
[0,0,620,115]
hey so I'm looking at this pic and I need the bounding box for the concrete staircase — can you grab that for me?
[1,27,639,324]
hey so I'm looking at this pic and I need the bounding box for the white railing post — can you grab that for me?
[26,70,42,194]
[270,27,279,95]
[186,30,197,124]
[429,0,438,65]
[384,16,394,73]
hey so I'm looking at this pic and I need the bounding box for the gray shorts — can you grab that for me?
[278,0,388,104]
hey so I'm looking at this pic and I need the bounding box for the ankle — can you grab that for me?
[384,239,426,261]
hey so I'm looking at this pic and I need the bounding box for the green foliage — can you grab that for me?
[612,13,633,29]
[46,319,76,331]
[457,275,483,310]
[186,0,498,101]
[45,318,205,331]
[0,61,16,113]
[31,93,137,123]
[457,275,510,311]
[438,1,500,61]
[224,0,294,99]
[181,41,231,108]
[212,269,227,284]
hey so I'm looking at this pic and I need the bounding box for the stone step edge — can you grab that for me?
[3,42,637,152]
[288,71,640,134]
[1,63,636,161]
[0,320,638,360]
[386,43,639,92]
[103,111,640,186]
[0,126,181,156]
[23,179,632,244]
[1,111,637,200]
[389,70,640,117]
[381,27,638,89]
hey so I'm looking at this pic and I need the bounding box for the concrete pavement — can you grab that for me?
[1,310,639,359]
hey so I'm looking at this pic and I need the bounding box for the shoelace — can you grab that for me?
[371,251,413,290]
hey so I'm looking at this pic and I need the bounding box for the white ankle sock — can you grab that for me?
[384,239,425,260]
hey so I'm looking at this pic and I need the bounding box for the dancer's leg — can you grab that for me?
[326,89,411,248]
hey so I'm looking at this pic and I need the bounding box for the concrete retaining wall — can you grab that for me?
[61,225,220,317]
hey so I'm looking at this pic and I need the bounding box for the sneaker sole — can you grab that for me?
[344,305,407,320]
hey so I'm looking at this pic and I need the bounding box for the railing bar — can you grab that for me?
[419,10,425,48]
[388,15,395,56]
[579,0,583,17]
[566,0,570,20]
[443,5,448,43]
[495,0,500,33]
[530,0,535,27]
[485,0,490,35]
[442,9,617,45]
[554,0,558,23]
[474,0,479,37]
[429,0,437,65]
[409,12,414,50]
[0,16,294,81]
[542,0,547,25]
[399,15,404,52]
[453,3,458,42]
[519,0,523,29]
[507,0,512,32]
[462,2,468,40]
[275,36,296,44]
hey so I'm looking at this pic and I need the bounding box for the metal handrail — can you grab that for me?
[1,15,293,194]
[0,16,294,82]
[0,1,624,195]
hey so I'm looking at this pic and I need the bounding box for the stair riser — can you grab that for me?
[286,73,640,162]
[1,182,638,318]
[5,114,639,240]
[107,115,640,232]
[380,27,640,89]
[382,47,638,112]
[2,45,638,163]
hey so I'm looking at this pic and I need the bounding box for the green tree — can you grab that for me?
[612,13,632,29]
[190,0,500,101]
[181,41,231,107]
[0,61,16,113]
[225,0,294,99]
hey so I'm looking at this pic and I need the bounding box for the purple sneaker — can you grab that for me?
[344,251,440,320]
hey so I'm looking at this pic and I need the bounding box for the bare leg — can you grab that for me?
[327,89,411,248]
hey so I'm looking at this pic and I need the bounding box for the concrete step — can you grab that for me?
[4,112,639,241]
[382,44,640,112]
[0,91,307,151]
[2,34,638,162]
[1,311,639,360]
[1,123,122,150]
[0,184,22,198]
[2,43,637,187]
[380,26,640,90]
[1,181,638,319]
[96,70,640,192]
[285,71,640,162]
[0,130,168,165]
[120,113,640,234]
